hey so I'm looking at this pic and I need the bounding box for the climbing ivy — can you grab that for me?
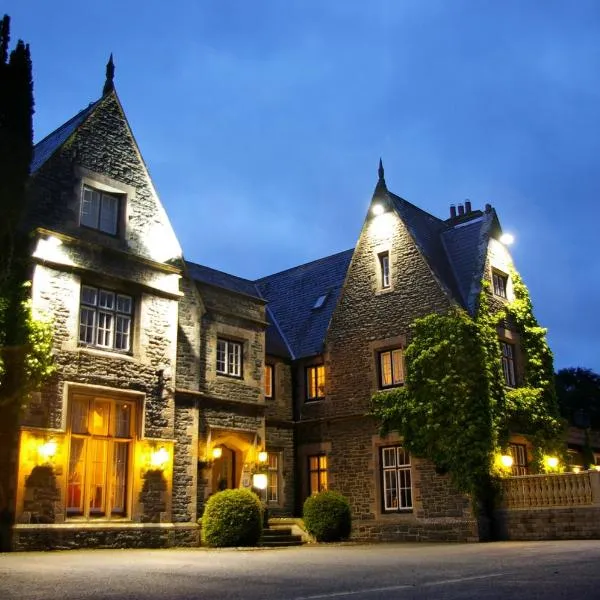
[371,268,563,507]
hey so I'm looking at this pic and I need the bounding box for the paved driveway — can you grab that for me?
[1,540,600,599]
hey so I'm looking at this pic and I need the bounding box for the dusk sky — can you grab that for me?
[5,1,600,372]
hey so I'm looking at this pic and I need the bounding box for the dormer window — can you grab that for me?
[80,185,119,235]
[379,251,390,289]
[492,270,508,299]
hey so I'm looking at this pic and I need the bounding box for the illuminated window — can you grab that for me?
[308,455,328,494]
[381,446,412,512]
[379,251,390,289]
[500,341,516,387]
[492,271,508,299]
[509,443,528,476]
[267,452,280,503]
[80,185,120,235]
[79,286,132,352]
[67,394,135,519]
[264,364,273,398]
[216,339,242,377]
[306,365,325,401]
[378,348,404,388]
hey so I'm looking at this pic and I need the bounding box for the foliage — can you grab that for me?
[555,367,600,429]
[371,267,563,507]
[302,491,352,542]
[201,488,263,547]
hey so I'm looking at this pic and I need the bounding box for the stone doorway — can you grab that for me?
[212,446,236,491]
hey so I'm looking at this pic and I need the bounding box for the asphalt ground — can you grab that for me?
[1,539,600,599]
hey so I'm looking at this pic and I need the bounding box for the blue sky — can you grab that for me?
[6,1,600,372]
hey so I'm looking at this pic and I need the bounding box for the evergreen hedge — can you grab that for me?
[303,491,351,542]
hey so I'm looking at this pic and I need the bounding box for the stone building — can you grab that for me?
[5,62,528,549]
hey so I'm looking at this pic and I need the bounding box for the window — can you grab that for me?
[379,251,390,289]
[492,271,508,299]
[313,294,327,309]
[79,286,132,352]
[264,364,273,398]
[267,452,280,503]
[306,365,325,401]
[216,339,242,377]
[80,185,120,235]
[378,348,404,388]
[67,394,135,519]
[500,341,516,387]
[509,443,528,476]
[381,446,412,512]
[308,455,328,494]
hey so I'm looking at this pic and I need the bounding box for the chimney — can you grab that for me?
[485,203,492,213]
[458,204,465,216]
[465,200,472,213]
[450,205,457,219]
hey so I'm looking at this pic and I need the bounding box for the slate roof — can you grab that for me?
[31,101,99,173]
[185,261,262,299]
[255,249,354,359]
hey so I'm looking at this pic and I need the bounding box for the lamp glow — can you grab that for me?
[572,465,581,474]
[371,203,384,216]
[150,446,169,469]
[545,456,559,470]
[38,440,57,461]
[500,233,514,245]
[212,446,222,460]
[500,454,513,469]
[252,473,268,490]
[258,450,268,463]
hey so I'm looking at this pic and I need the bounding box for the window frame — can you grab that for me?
[266,451,281,503]
[500,340,517,388]
[264,364,274,399]
[380,445,413,513]
[308,454,328,494]
[78,285,133,353]
[377,348,405,389]
[80,184,121,236]
[66,393,135,520]
[379,251,391,289]
[492,270,508,299]
[216,338,243,378]
[509,443,528,476]
[306,364,325,402]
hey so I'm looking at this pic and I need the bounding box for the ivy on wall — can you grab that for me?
[371,268,563,506]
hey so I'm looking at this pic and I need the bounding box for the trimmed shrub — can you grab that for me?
[303,491,352,542]
[202,488,263,547]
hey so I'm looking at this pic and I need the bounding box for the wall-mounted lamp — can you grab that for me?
[258,450,268,464]
[252,473,268,490]
[212,446,223,460]
[544,456,559,471]
[150,446,169,470]
[499,233,514,246]
[572,465,581,474]
[500,455,513,469]
[371,203,385,216]
[38,440,57,462]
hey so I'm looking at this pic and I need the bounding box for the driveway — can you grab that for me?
[1,540,600,599]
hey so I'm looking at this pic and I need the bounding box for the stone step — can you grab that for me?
[260,527,304,547]
[262,527,293,537]
[261,539,304,547]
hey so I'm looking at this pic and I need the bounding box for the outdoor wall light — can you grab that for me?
[212,446,223,460]
[545,456,559,470]
[500,455,513,469]
[38,439,57,462]
[150,446,169,469]
[572,466,581,474]
[258,450,268,463]
[252,473,268,490]
[500,233,514,245]
[371,203,385,216]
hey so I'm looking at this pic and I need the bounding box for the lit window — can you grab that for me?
[79,285,132,352]
[306,365,325,401]
[216,339,242,377]
[509,443,528,476]
[379,251,390,289]
[267,452,280,503]
[67,394,134,519]
[381,446,412,511]
[492,271,508,299]
[378,348,404,388]
[264,364,273,398]
[500,341,516,387]
[308,455,328,494]
[80,185,119,235]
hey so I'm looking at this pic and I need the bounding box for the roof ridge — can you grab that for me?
[33,100,99,148]
[185,259,255,285]
[388,191,445,226]
[256,248,354,282]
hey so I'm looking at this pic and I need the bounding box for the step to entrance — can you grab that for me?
[260,526,304,547]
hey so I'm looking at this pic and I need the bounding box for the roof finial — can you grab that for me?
[103,53,115,96]
[378,157,385,181]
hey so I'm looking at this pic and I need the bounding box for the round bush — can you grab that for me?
[303,491,352,542]
[202,488,263,547]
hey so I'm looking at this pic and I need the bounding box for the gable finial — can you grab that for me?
[378,158,385,181]
[103,53,115,95]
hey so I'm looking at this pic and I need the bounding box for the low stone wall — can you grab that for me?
[12,523,199,551]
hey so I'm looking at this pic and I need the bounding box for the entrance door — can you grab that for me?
[212,446,236,491]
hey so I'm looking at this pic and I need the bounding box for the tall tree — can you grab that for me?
[556,367,600,429]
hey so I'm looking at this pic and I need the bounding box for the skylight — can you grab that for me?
[313,294,328,309]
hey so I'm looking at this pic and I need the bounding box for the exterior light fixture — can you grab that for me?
[500,455,513,469]
[499,233,514,245]
[572,466,581,474]
[212,446,223,460]
[545,456,559,470]
[38,440,57,462]
[252,473,268,490]
[258,450,268,464]
[371,203,385,216]
[150,446,169,469]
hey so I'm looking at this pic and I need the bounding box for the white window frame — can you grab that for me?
[80,185,120,235]
[267,452,280,503]
[378,348,404,389]
[492,270,508,299]
[381,446,412,512]
[379,251,390,289]
[216,339,242,377]
[306,365,325,401]
[308,454,328,494]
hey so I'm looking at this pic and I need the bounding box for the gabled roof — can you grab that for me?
[31,101,99,173]
[185,261,262,299]
[256,249,354,359]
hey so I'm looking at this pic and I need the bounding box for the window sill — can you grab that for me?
[305,398,324,404]
[379,383,405,391]
[216,372,243,380]
[75,346,135,361]
[375,287,394,296]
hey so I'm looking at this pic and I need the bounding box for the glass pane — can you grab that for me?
[216,340,226,373]
[391,350,404,384]
[116,294,132,314]
[70,396,89,434]
[98,290,115,310]
[380,352,392,387]
[399,468,412,508]
[67,437,86,513]
[81,187,100,228]
[79,307,96,344]
[115,315,131,351]
[89,439,108,514]
[309,456,319,470]
[96,312,113,348]
[316,366,325,397]
[111,442,129,514]
[264,365,273,397]
[91,401,110,436]
[308,368,316,399]
[318,455,328,470]
[384,469,398,510]
[382,447,396,468]
[319,470,328,491]
[268,453,278,469]
[267,471,278,502]
[99,193,118,234]
[396,447,410,467]
[114,403,132,438]
[310,471,319,495]
[81,285,97,306]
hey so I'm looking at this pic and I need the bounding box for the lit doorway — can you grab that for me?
[212,446,236,491]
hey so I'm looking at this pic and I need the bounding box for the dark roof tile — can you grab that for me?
[185,261,262,299]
